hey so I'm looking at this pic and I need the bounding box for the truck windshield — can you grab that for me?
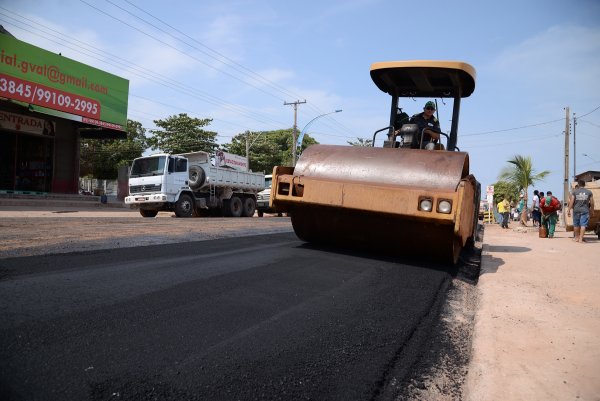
[130,156,167,177]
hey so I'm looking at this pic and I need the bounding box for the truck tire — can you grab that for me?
[175,194,194,217]
[140,209,158,218]
[188,166,206,189]
[223,197,243,217]
[242,197,256,217]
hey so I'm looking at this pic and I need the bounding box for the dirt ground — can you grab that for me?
[1,206,599,400]
[464,222,600,401]
[0,207,293,259]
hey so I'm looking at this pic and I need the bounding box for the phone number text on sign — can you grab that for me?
[0,73,101,119]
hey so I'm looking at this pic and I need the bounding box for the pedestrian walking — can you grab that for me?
[568,180,595,243]
[540,191,561,238]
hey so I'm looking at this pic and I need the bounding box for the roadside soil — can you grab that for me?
[0,207,293,259]
[464,222,600,401]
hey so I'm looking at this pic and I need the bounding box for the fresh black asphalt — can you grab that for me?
[0,232,452,401]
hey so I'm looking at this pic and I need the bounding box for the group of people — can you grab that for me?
[406,101,596,241]
[496,180,594,241]
[532,190,562,238]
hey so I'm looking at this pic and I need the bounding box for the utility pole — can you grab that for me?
[573,112,577,180]
[563,107,570,222]
[284,100,306,166]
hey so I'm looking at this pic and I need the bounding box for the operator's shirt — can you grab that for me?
[409,112,441,143]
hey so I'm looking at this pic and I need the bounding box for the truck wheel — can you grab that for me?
[188,166,205,189]
[242,197,256,217]
[223,197,243,217]
[175,194,194,217]
[140,209,158,218]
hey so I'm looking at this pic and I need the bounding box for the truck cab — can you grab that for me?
[256,175,284,217]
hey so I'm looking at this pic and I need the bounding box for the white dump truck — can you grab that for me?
[124,151,265,218]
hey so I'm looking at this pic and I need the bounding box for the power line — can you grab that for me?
[99,0,355,139]
[578,119,600,129]
[110,0,357,139]
[577,105,600,119]
[78,0,288,103]
[0,10,290,129]
[462,105,600,137]
[116,0,304,102]
[462,132,563,149]
[461,118,564,137]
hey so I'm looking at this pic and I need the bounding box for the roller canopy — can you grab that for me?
[370,60,476,98]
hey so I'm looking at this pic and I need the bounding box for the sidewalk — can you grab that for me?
[465,223,600,401]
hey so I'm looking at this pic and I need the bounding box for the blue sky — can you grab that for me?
[2,0,599,201]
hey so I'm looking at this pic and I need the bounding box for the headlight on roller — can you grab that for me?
[437,199,452,214]
[419,198,433,212]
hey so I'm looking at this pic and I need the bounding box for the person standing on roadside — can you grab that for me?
[497,198,505,226]
[532,190,541,228]
[518,194,526,226]
[568,180,595,243]
[500,197,511,229]
[540,191,561,238]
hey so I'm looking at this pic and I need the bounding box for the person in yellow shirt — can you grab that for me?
[497,199,505,226]
[499,197,510,228]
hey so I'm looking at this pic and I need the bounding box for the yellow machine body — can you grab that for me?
[271,61,479,264]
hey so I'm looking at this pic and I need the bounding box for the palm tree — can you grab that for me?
[498,155,550,225]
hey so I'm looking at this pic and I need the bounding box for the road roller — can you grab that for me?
[270,61,480,264]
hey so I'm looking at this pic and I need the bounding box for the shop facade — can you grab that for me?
[0,29,128,194]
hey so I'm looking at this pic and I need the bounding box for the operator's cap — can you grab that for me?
[424,101,436,110]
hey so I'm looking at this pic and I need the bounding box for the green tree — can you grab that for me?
[498,155,550,224]
[148,113,218,154]
[347,137,373,147]
[491,180,519,205]
[80,119,148,179]
[223,129,318,173]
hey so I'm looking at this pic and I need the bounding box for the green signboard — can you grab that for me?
[0,34,129,130]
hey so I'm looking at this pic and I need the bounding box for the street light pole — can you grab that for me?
[284,100,306,166]
[296,109,343,163]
